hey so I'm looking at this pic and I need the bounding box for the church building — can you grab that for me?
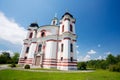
[18,12,77,70]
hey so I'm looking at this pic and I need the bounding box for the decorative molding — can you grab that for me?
[64,37,71,40]
[64,18,70,21]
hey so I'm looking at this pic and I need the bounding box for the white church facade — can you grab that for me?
[18,12,77,70]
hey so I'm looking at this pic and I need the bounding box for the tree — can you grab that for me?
[2,52,11,59]
[100,60,108,69]
[0,55,7,64]
[78,62,87,70]
[12,52,19,63]
[0,52,12,64]
[116,55,120,63]
[106,54,117,65]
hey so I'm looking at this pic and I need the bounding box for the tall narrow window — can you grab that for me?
[26,47,29,53]
[62,25,64,32]
[53,21,55,25]
[41,32,45,37]
[61,44,63,52]
[70,57,73,62]
[70,24,73,32]
[61,57,63,61]
[29,32,33,38]
[70,43,73,52]
[38,44,42,52]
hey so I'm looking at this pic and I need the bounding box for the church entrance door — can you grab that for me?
[35,56,41,66]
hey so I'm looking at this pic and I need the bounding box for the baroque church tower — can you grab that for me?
[18,12,77,70]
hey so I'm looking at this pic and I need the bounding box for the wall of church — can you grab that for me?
[18,12,77,70]
[26,43,37,65]
[43,40,57,68]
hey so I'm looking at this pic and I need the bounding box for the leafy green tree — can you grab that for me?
[0,52,12,64]
[116,55,120,63]
[12,52,19,63]
[106,54,117,65]
[0,55,7,64]
[78,62,87,70]
[100,60,108,69]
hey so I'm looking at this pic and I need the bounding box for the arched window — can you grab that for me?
[53,21,55,25]
[41,32,45,37]
[29,32,33,38]
[62,25,64,32]
[70,43,73,52]
[26,47,29,53]
[70,24,73,32]
[61,44,63,52]
[38,44,42,52]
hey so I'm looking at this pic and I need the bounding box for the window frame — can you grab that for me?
[61,43,63,52]
[29,32,33,38]
[62,25,64,32]
[70,43,73,52]
[70,24,73,32]
[25,47,29,53]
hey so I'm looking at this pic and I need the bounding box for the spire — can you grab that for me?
[66,9,68,13]
[55,13,57,18]
[51,13,58,25]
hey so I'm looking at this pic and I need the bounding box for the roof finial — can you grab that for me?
[66,9,68,12]
[55,13,57,17]
[35,19,38,23]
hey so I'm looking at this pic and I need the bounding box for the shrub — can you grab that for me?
[77,62,87,70]
[10,63,16,68]
[24,64,30,69]
[109,63,120,72]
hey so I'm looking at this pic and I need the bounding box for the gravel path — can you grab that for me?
[0,65,94,73]
[1,68,94,73]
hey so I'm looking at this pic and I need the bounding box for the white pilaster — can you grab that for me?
[63,39,70,59]
[27,43,37,58]
[19,45,26,58]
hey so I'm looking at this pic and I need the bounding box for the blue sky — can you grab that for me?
[0,0,120,61]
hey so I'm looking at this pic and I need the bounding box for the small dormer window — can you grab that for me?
[41,32,45,37]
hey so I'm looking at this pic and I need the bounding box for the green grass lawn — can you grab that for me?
[0,69,120,80]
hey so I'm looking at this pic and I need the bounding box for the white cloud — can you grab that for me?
[76,45,79,48]
[83,55,91,61]
[0,12,27,45]
[0,50,14,57]
[77,56,83,61]
[98,44,101,47]
[95,56,102,60]
[76,50,80,54]
[106,52,111,55]
[77,55,91,62]
[88,49,96,54]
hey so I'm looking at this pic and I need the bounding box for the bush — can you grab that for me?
[24,64,30,69]
[109,64,120,72]
[77,62,87,70]
[10,63,16,68]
